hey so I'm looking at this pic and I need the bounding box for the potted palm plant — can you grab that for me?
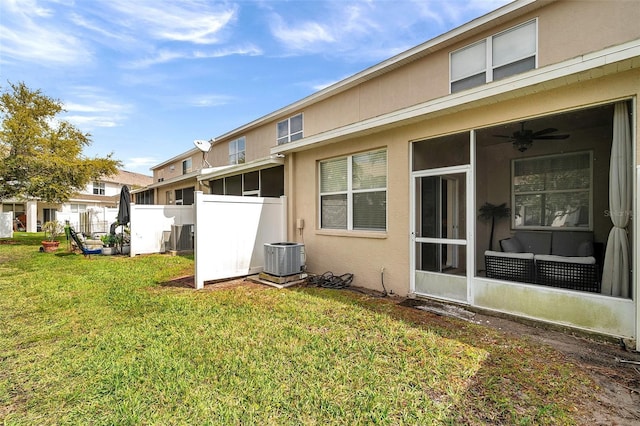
[478,202,511,251]
[41,220,63,253]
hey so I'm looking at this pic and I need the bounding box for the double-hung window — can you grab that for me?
[229,137,246,165]
[320,149,387,231]
[450,19,537,93]
[512,151,592,229]
[182,158,192,174]
[93,182,105,195]
[277,113,303,145]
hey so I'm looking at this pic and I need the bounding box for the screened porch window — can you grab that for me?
[320,149,387,231]
[512,151,592,229]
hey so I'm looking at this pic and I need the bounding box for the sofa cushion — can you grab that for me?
[500,238,524,253]
[534,254,596,264]
[485,250,534,260]
[514,231,552,255]
[551,231,594,257]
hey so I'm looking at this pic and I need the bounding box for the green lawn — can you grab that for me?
[1,233,597,425]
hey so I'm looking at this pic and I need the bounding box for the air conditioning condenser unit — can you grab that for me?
[264,242,303,276]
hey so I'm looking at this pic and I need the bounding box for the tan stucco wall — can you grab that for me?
[538,0,640,66]
[153,152,202,182]
[287,67,639,297]
[209,124,279,166]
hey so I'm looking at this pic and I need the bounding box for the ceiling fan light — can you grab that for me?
[513,139,532,152]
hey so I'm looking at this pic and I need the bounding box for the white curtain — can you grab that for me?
[601,102,632,297]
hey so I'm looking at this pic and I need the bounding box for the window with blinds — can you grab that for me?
[450,19,537,93]
[320,149,387,231]
[512,151,592,229]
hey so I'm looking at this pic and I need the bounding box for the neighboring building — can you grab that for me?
[2,169,152,232]
[148,0,640,346]
[138,133,284,205]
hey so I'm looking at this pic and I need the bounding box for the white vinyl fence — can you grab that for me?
[58,207,118,235]
[0,212,13,238]
[130,204,194,256]
[194,193,286,289]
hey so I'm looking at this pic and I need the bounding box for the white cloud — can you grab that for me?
[268,0,511,60]
[124,157,158,172]
[186,94,234,108]
[270,16,336,51]
[62,90,133,129]
[0,1,91,66]
[103,0,238,45]
[126,45,262,69]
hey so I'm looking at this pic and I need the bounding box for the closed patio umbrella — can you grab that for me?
[117,185,131,225]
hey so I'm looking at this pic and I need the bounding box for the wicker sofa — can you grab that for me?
[485,231,600,293]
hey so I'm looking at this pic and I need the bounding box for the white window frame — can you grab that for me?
[277,113,303,145]
[229,137,246,165]
[511,151,593,231]
[92,181,105,195]
[319,148,387,232]
[450,19,537,93]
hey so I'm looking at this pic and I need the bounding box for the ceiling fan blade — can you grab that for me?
[531,127,558,137]
[492,134,514,138]
[533,134,570,140]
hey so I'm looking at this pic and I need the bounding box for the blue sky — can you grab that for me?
[1,0,510,175]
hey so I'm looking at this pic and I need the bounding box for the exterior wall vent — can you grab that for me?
[264,242,303,276]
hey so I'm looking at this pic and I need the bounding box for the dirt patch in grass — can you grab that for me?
[159,275,265,291]
[391,297,640,425]
[174,276,640,424]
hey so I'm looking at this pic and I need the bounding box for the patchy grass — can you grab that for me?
[1,233,596,424]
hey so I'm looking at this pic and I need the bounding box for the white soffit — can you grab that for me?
[272,38,640,154]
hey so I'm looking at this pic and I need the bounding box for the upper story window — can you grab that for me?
[92,181,105,195]
[319,149,387,232]
[182,158,192,174]
[450,19,537,93]
[512,151,592,230]
[277,113,303,145]
[229,137,246,165]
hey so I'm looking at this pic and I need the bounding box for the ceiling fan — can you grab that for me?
[494,122,569,152]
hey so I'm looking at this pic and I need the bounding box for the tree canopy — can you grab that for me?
[0,82,120,203]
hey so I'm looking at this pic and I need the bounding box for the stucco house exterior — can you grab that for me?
[146,0,640,347]
[2,169,152,232]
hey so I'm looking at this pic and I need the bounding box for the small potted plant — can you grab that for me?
[41,220,63,253]
[100,234,117,255]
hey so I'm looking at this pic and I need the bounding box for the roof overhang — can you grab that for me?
[151,147,201,170]
[197,156,284,182]
[271,38,640,155]
[142,167,223,190]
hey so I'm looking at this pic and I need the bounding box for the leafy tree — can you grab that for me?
[0,82,120,203]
